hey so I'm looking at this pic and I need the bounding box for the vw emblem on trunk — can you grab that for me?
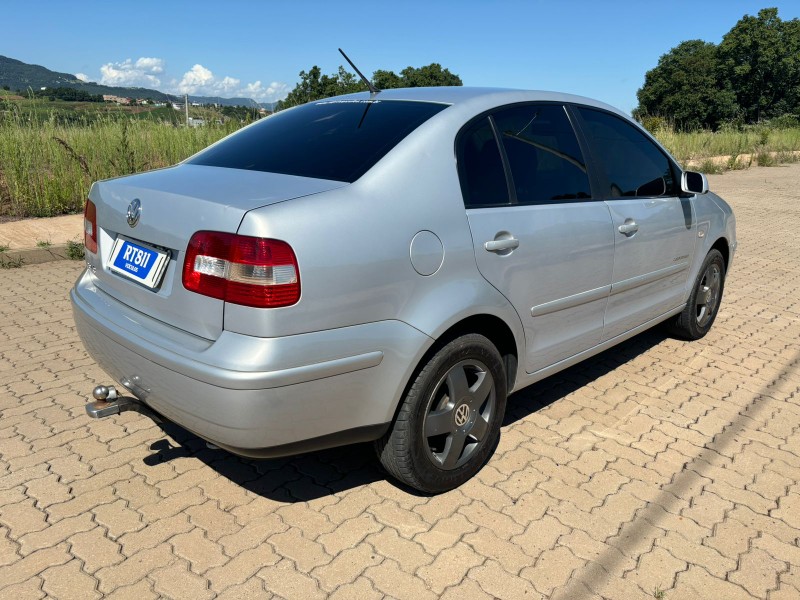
[126,198,141,228]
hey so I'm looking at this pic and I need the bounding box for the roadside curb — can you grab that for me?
[0,244,82,268]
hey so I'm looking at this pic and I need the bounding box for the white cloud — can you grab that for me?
[99,57,164,87]
[75,73,90,82]
[242,80,289,103]
[177,64,215,93]
[173,64,287,102]
[134,57,164,74]
[90,56,288,102]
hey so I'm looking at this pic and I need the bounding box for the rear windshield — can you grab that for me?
[188,99,449,182]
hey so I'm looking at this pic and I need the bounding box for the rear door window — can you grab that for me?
[493,104,592,204]
[189,100,448,183]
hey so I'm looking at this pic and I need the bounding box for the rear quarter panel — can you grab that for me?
[228,104,525,352]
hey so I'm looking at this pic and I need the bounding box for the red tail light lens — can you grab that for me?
[84,199,97,254]
[182,231,300,308]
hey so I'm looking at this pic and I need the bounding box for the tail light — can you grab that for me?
[182,231,300,308]
[84,199,98,254]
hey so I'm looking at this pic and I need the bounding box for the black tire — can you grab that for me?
[668,249,726,340]
[376,333,507,494]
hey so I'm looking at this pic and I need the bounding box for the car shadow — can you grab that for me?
[142,328,670,502]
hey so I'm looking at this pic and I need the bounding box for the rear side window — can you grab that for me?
[577,107,677,197]
[494,104,591,204]
[188,100,448,183]
[459,117,510,208]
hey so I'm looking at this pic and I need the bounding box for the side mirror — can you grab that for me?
[681,171,709,194]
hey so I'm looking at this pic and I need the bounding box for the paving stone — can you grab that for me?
[67,528,125,573]
[150,560,213,600]
[268,527,331,573]
[366,527,433,572]
[206,546,280,592]
[469,559,543,599]
[117,514,193,557]
[213,578,270,599]
[729,547,786,598]
[0,542,71,589]
[676,565,758,600]
[414,512,477,554]
[327,576,383,600]
[416,541,484,594]
[311,543,382,592]
[170,528,228,574]
[624,546,686,596]
[363,559,438,600]
[95,545,175,593]
[18,512,95,556]
[463,527,534,574]
[657,532,736,579]
[317,514,382,555]
[41,559,102,599]
[705,518,757,560]
[521,545,585,596]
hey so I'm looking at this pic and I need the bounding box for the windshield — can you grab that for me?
[188,99,449,183]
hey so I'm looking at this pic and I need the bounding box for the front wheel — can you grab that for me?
[668,249,726,340]
[376,334,507,493]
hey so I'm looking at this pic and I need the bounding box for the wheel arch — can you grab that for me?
[394,313,519,424]
[432,314,519,392]
[710,237,730,271]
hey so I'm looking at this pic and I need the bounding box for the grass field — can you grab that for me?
[1,92,799,218]
[654,125,800,172]
[0,91,242,218]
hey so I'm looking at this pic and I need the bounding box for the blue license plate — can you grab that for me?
[108,236,169,289]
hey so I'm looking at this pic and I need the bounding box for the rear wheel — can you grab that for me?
[668,249,726,340]
[376,334,507,493]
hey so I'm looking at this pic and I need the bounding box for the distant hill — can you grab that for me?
[0,55,275,108]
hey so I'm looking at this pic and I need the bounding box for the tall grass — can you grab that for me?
[652,124,800,169]
[2,102,800,219]
[0,110,240,218]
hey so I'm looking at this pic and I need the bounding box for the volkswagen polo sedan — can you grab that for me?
[71,88,736,492]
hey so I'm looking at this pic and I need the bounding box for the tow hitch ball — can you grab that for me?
[85,383,161,422]
[85,385,135,418]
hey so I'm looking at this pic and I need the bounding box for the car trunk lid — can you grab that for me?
[88,164,346,340]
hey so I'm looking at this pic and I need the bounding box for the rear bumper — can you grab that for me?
[71,269,432,453]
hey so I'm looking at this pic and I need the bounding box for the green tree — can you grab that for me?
[635,40,737,130]
[277,62,462,110]
[718,7,800,122]
[398,63,462,87]
[372,69,403,90]
[277,65,368,109]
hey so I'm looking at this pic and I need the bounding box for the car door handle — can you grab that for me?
[484,238,520,252]
[618,220,639,235]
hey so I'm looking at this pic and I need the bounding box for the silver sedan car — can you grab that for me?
[71,88,736,493]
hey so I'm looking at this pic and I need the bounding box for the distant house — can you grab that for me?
[172,103,183,110]
[103,95,131,105]
[187,117,206,127]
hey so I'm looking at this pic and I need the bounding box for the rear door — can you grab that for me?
[574,107,696,341]
[460,104,615,374]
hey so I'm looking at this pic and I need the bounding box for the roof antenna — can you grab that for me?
[338,48,380,95]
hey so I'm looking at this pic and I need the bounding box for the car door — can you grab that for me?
[459,104,615,374]
[574,107,697,341]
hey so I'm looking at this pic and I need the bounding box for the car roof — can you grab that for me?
[332,86,628,119]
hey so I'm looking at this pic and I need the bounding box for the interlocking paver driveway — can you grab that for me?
[1,164,799,599]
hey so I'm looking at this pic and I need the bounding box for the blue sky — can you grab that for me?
[3,1,798,112]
